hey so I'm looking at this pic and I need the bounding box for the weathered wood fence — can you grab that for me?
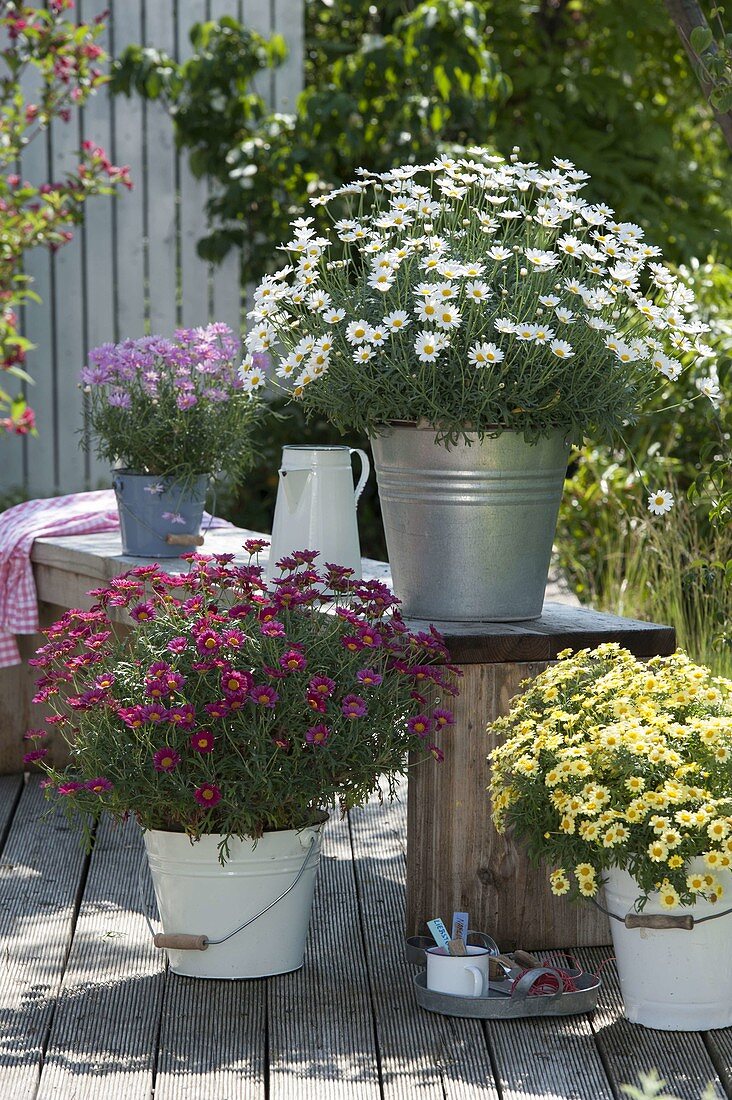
[5,0,302,499]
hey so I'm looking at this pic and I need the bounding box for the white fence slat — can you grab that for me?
[273,0,303,113]
[178,0,212,329]
[111,0,146,344]
[208,0,244,337]
[81,0,117,490]
[144,0,178,336]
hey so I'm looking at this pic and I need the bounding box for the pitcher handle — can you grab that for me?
[349,448,370,506]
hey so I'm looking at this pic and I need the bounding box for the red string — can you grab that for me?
[593,956,618,981]
[511,968,578,996]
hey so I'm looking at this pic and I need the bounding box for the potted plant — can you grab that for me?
[81,324,264,557]
[33,542,458,979]
[489,642,732,1030]
[246,151,715,622]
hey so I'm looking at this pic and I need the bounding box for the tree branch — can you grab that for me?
[663,0,732,151]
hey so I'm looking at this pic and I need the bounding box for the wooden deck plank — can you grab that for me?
[0,779,88,1096]
[154,974,265,1100]
[577,947,724,1098]
[705,1028,732,1094]
[36,817,166,1100]
[0,774,24,848]
[267,810,381,1100]
[349,790,499,1100]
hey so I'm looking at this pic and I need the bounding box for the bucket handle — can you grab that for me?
[139,835,317,951]
[591,894,732,930]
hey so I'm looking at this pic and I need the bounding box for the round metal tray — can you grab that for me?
[413,970,601,1019]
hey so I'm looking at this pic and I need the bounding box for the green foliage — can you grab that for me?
[622,1069,720,1100]
[37,551,457,847]
[0,1,131,433]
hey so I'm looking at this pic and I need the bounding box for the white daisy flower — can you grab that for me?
[557,234,582,256]
[416,297,440,324]
[346,319,370,344]
[494,317,516,334]
[463,262,486,278]
[367,325,387,346]
[275,355,298,379]
[465,280,491,302]
[697,376,722,404]
[647,489,674,516]
[550,339,574,359]
[367,271,394,293]
[435,305,462,330]
[651,352,682,381]
[532,325,555,344]
[554,307,575,324]
[383,310,410,332]
[525,248,560,269]
[414,330,443,362]
[488,245,512,262]
[468,341,504,367]
[434,281,458,300]
[241,369,267,392]
[354,344,375,364]
[538,294,561,307]
[323,308,345,324]
[515,322,537,341]
[613,342,640,364]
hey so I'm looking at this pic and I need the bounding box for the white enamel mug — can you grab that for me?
[426,945,491,998]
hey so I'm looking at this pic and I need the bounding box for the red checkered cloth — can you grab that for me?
[0,490,231,668]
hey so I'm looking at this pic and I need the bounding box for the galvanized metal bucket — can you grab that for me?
[370,425,570,622]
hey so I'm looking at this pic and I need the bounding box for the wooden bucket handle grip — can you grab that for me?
[165,534,205,546]
[153,933,209,951]
[624,913,694,930]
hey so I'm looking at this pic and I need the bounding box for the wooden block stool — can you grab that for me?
[404,604,676,950]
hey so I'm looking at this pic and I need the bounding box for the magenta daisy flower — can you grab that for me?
[243,538,269,554]
[249,684,279,708]
[167,636,189,654]
[342,694,368,719]
[168,704,196,728]
[306,723,331,746]
[280,648,307,673]
[342,635,363,652]
[23,748,48,764]
[221,668,252,697]
[153,747,181,772]
[189,729,215,754]
[433,708,455,728]
[306,693,327,714]
[130,601,156,622]
[260,620,286,638]
[195,630,221,655]
[272,734,291,750]
[357,626,382,648]
[356,668,383,687]
[308,674,336,697]
[58,781,84,796]
[142,703,169,724]
[204,699,231,720]
[428,744,445,763]
[407,714,432,737]
[86,777,113,793]
[194,782,222,808]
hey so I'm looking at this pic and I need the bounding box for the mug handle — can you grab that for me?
[349,448,370,506]
[465,965,485,998]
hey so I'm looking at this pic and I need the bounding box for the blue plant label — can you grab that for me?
[427,918,451,949]
[451,911,469,942]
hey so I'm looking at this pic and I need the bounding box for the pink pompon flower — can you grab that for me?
[356,668,383,687]
[280,648,307,673]
[190,729,215,754]
[58,781,84,796]
[342,694,368,719]
[428,744,445,763]
[153,747,181,772]
[308,674,336,697]
[249,684,279,708]
[86,777,113,793]
[433,708,455,728]
[194,782,222,808]
[407,714,433,738]
[23,748,48,764]
[130,601,156,622]
[306,723,331,746]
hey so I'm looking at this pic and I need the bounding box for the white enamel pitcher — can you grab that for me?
[266,445,370,581]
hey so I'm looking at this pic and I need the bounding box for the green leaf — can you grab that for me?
[690,25,714,54]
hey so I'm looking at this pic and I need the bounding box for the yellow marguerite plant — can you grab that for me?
[489,644,732,908]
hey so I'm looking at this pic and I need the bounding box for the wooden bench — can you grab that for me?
[0,527,675,949]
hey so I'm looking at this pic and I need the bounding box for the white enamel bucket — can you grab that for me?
[604,864,732,1030]
[144,821,325,979]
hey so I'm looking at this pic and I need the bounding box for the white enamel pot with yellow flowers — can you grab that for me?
[601,861,732,1030]
[489,643,732,1031]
